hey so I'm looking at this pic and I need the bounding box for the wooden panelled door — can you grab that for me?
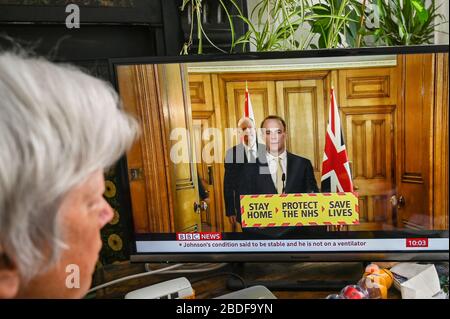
[192,116,215,231]
[395,53,448,231]
[189,73,227,232]
[116,64,174,233]
[224,80,277,131]
[157,64,202,232]
[218,72,328,177]
[338,67,398,230]
[117,63,201,233]
[275,79,327,183]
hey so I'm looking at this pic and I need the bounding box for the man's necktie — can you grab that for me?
[276,157,284,194]
[248,149,256,163]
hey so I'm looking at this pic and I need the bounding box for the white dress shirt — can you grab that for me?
[266,151,287,188]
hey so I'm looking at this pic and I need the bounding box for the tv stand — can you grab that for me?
[225,262,365,292]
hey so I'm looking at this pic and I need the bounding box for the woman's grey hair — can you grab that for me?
[0,52,139,282]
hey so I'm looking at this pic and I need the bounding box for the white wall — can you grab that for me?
[435,0,449,44]
[245,0,318,51]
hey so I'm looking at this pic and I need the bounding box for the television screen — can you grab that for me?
[112,46,449,262]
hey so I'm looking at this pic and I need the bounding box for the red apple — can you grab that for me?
[341,285,368,299]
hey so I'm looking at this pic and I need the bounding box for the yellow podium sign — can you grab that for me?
[240,193,359,228]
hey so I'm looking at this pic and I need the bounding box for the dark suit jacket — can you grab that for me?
[223,143,265,224]
[254,152,319,194]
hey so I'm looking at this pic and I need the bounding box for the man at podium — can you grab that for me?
[247,115,324,238]
[255,115,319,195]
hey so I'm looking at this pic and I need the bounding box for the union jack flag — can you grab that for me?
[244,82,255,124]
[321,88,353,192]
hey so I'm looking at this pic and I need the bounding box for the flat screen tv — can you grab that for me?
[110,45,449,263]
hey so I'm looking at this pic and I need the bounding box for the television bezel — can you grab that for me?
[109,44,449,263]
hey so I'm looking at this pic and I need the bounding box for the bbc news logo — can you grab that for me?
[177,232,222,241]
[406,238,429,248]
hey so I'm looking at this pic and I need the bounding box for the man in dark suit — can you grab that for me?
[256,115,319,195]
[248,115,325,237]
[223,117,265,227]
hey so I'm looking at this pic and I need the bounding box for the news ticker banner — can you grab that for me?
[136,237,449,253]
[240,192,359,228]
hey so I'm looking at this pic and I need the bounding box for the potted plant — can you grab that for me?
[366,0,447,46]
[179,0,448,54]
[307,0,369,49]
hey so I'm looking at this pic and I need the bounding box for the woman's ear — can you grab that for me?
[0,253,20,299]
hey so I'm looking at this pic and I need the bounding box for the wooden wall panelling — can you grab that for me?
[158,64,201,232]
[192,116,213,227]
[189,73,214,112]
[433,53,449,230]
[330,70,342,137]
[396,54,435,230]
[188,73,229,232]
[337,65,398,230]
[212,74,233,232]
[210,74,227,232]
[192,111,222,231]
[338,67,397,107]
[216,71,329,82]
[275,79,326,184]
[342,106,395,230]
[218,71,329,152]
[116,64,174,233]
[225,80,277,133]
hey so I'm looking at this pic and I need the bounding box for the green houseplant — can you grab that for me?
[307,0,369,49]
[234,0,314,51]
[235,0,368,51]
[180,0,365,53]
[367,0,447,45]
[179,0,448,54]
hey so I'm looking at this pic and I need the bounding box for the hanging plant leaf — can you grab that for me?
[318,34,328,48]
[411,0,429,24]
